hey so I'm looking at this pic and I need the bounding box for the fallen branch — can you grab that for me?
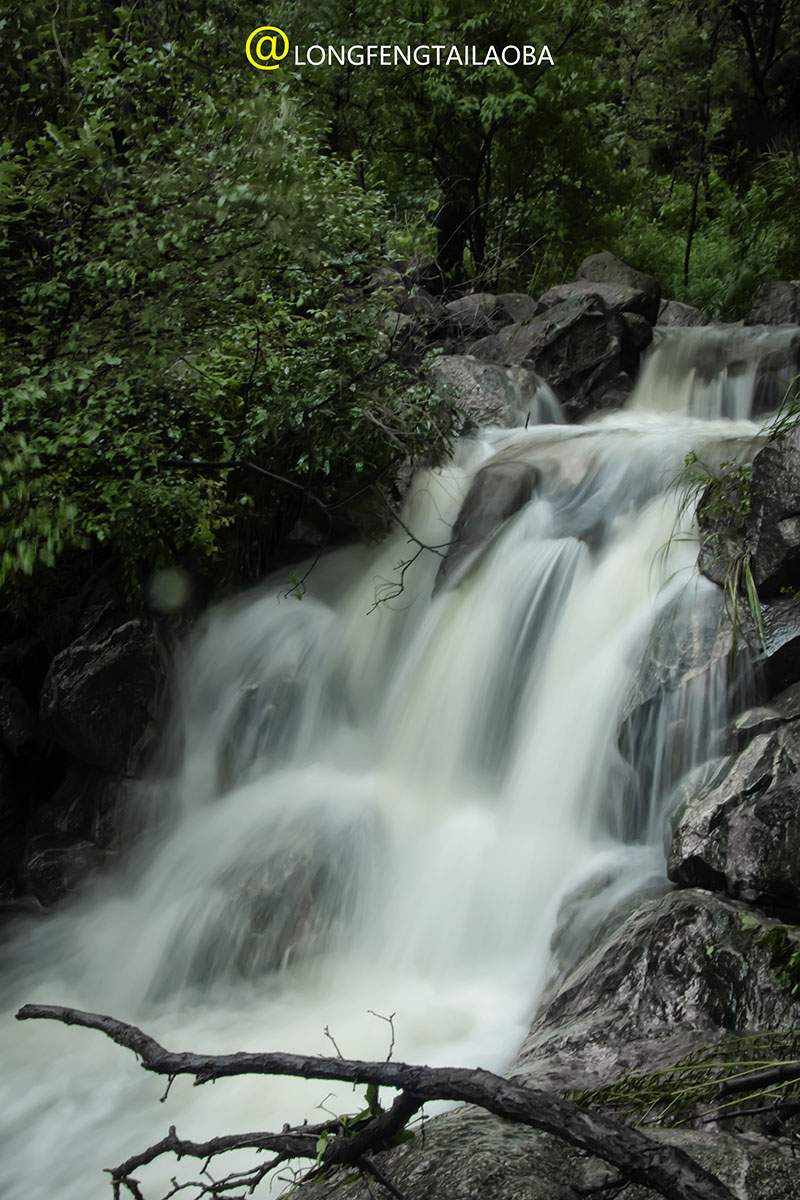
[16,1004,735,1200]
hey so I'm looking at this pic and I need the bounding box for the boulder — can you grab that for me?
[397,286,447,328]
[40,617,170,776]
[495,292,542,324]
[539,279,649,320]
[515,889,797,1094]
[699,428,800,598]
[429,355,561,429]
[668,721,800,912]
[298,1104,800,1200]
[380,311,415,343]
[437,459,539,589]
[0,678,37,756]
[20,835,107,906]
[443,292,503,334]
[577,251,661,323]
[658,299,708,327]
[748,281,800,326]
[494,294,627,419]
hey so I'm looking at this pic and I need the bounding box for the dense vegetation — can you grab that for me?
[2,0,799,613]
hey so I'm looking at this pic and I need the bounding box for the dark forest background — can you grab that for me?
[2,0,799,614]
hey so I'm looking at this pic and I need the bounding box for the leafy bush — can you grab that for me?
[0,5,456,599]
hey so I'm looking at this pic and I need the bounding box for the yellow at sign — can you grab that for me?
[245,26,290,70]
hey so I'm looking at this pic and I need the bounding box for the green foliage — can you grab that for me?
[0,2,456,598]
[572,1031,800,1127]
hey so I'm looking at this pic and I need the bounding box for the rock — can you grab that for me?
[380,311,415,342]
[495,293,542,324]
[32,765,96,840]
[21,835,107,906]
[437,459,540,588]
[495,294,626,419]
[658,299,708,326]
[0,678,37,756]
[429,355,561,429]
[397,286,447,327]
[699,428,800,598]
[761,596,800,695]
[577,251,661,324]
[668,722,800,912]
[622,310,654,356]
[515,889,796,1094]
[748,281,800,326]
[443,292,502,334]
[539,279,649,319]
[298,1106,800,1200]
[0,749,19,836]
[40,617,170,777]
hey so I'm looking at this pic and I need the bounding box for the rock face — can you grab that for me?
[539,279,651,319]
[515,889,797,1094]
[429,355,560,428]
[437,458,539,588]
[577,251,661,323]
[300,1105,800,1200]
[493,293,628,418]
[668,716,800,913]
[699,428,800,598]
[748,280,800,325]
[40,617,170,777]
[658,298,708,326]
[20,836,108,906]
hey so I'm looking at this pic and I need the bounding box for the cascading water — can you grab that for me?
[0,324,792,1200]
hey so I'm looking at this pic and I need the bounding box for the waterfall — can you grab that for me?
[0,326,789,1200]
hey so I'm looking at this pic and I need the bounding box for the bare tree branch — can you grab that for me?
[16,1004,735,1200]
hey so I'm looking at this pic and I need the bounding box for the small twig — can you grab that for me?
[160,1074,177,1104]
[367,1011,397,1063]
[323,1025,345,1059]
[360,1155,410,1200]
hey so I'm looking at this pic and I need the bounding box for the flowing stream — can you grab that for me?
[0,325,793,1199]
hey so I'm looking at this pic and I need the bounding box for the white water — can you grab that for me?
[0,329,783,1199]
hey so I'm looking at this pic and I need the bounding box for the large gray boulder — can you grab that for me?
[699,428,800,598]
[668,718,800,911]
[495,292,542,324]
[539,279,650,320]
[299,1103,800,1200]
[40,617,170,776]
[442,292,504,335]
[495,293,627,418]
[436,458,539,589]
[658,298,708,327]
[577,251,661,323]
[515,889,796,1094]
[748,281,800,325]
[429,355,560,428]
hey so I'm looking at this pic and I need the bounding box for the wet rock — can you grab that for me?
[622,310,654,360]
[515,889,796,1094]
[40,617,170,777]
[495,292,542,324]
[429,355,559,428]
[760,596,800,695]
[495,294,626,418]
[300,1107,800,1200]
[0,678,37,756]
[577,251,661,323]
[699,428,800,598]
[658,298,708,326]
[437,459,539,588]
[539,279,649,319]
[0,835,24,897]
[668,722,800,912]
[748,280,800,326]
[21,835,108,906]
